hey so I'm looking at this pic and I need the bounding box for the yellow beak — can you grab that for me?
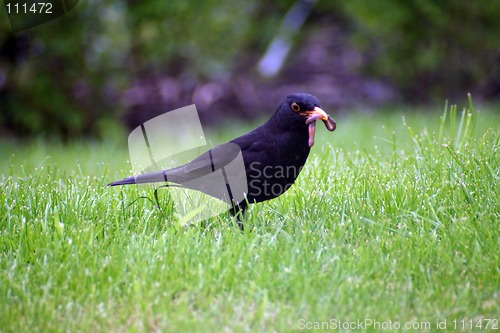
[312,106,329,120]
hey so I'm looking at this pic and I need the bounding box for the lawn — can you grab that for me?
[1,100,499,332]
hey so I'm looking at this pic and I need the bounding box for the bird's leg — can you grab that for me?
[229,202,247,231]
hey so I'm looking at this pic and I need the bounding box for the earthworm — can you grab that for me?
[305,114,336,147]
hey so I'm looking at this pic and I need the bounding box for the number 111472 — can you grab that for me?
[6,2,53,14]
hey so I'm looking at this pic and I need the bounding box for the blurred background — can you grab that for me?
[1,0,499,140]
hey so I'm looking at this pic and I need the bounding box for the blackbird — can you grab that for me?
[109,92,336,229]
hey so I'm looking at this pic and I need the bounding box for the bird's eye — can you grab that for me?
[291,102,301,112]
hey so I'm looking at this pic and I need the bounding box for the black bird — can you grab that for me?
[109,93,336,229]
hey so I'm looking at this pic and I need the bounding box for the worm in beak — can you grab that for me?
[304,107,336,147]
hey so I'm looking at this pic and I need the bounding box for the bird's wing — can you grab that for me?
[164,141,242,184]
[163,141,249,203]
[108,125,275,189]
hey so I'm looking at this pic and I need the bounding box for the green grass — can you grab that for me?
[1,101,499,332]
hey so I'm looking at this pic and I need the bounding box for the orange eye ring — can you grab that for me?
[291,102,300,112]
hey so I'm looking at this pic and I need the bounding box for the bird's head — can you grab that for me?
[277,93,336,147]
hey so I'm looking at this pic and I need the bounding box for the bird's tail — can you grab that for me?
[107,170,168,186]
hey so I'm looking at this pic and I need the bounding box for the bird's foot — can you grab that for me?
[237,220,245,231]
